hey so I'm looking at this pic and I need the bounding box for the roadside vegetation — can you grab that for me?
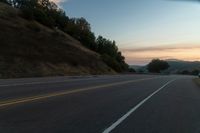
[177,69,200,75]
[0,0,128,73]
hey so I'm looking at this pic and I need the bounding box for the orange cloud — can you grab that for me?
[121,45,200,65]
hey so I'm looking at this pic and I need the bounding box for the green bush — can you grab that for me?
[101,54,122,72]
[0,0,10,5]
[129,68,136,73]
[33,9,54,27]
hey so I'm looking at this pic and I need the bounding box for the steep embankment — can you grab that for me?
[0,3,114,78]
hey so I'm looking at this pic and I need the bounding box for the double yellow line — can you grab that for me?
[0,77,161,108]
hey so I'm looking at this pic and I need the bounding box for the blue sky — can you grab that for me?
[57,0,200,65]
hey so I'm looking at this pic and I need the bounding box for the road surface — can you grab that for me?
[0,74,199,133]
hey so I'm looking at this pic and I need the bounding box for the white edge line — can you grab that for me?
[102,79,176,133]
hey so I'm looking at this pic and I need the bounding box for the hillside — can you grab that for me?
[130,59,200,74]
[164,59,200,74]
[0,2,114,78]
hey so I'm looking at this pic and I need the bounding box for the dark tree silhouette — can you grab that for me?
[129,68,136,73]
[0,0,10,4]
[96,36,128,72]
[147,59,169,73]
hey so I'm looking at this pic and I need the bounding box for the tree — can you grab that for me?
[180,70,190,75]
[147,59,169,73]
[0,0,10,4]
[96,36,118,57]
[96,36,128,72]
[129,68,136,73]
[191,69,199,75]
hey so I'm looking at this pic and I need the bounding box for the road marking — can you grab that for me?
[102,79,176,133]
[0,77,161,108]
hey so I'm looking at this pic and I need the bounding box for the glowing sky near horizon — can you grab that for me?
[55,0,200,65]
[122,44,200,65]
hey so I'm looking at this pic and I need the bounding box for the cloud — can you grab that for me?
[121,44,200,53]
[120,44,200,65]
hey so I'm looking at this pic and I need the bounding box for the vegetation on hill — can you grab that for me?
[134,59,200,75]
[0,0,128,72]
[164,60,200,75]
[0,2,118,78]
[177,69,199,75]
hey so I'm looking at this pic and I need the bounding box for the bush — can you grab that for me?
[97,36,128,72]
[129,68,136,73]
[33,9,54,27]
[101,54,122,72]
[191,69,199,75]
[0,0,10,5]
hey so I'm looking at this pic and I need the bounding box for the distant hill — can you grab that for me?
[164,59,200,74]
[130,59,200,74]
[129,65,148,73]
[130,65,143,71]
[0,3,114,78]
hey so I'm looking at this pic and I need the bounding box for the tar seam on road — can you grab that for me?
[0,77,162,108]
[102,79,176,133]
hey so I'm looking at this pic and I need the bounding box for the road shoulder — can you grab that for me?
[193,78,200,87]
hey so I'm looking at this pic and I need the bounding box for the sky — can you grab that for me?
[53,0,200,65]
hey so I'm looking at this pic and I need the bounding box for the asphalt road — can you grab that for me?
[0,74,199,133]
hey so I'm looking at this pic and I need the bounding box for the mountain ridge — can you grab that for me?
[164,59,200,73]
[130,59,200,74]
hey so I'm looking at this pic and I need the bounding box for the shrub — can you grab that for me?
[101,54,122,72]
[129,68,136,73]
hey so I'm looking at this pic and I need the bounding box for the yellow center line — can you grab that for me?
[0,77,162,108]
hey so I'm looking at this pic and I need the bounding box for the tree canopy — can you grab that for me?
[147,59,169,73]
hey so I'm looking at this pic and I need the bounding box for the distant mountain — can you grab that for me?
[130,59,200,74]
[130,65,143,71]
[164,59,200,74]
[129,65,148,73]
